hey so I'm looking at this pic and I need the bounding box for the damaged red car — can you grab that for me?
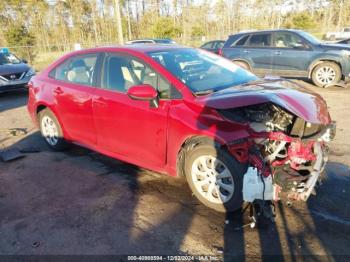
[27,45,336,213]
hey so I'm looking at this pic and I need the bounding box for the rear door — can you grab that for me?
[271,31,313,77]
[49,53,100,145]
[92,52,174,166]
[243,33,274,76]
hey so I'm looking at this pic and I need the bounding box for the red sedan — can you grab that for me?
[27,45,335,213]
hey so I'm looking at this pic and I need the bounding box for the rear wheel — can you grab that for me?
[39,108,68,150]
[311,62,341,87]
[184,142,247,212]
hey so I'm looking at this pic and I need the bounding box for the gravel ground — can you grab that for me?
[0,83,349,261]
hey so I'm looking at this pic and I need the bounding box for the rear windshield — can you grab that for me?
[154,39,175,44]
[147,48,258,94]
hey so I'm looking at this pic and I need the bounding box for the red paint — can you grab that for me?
[217,48,223,56]
[27,45,333,177]
[287,141,316,169]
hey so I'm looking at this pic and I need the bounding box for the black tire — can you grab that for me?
[184,142,248,212]
[311,62,341,87]
[232,60,250,71]
[38,108,68,150]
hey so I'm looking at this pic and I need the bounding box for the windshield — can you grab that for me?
[0,53,22,65]
[147,48,258,94]
[297,31,321,45]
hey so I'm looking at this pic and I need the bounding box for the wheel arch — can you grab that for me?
[231,58,252,71]
[176,135,224,177]
[35,103,70,139]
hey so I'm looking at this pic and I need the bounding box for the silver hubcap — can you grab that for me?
[191,155,234,204]
[41,115,59,146]
[316,66,336,85]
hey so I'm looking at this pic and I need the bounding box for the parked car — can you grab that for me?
[337,38,350,45]
[221,29,350,87]
[325,27,350,41]
[0,48,35,93]
[200,40,225,54]
[125,38,176,45]
[28,45,335,213]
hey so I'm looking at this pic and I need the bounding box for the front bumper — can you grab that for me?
[0,77,31,93]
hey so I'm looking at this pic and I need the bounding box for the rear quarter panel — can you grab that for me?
[27,74,73,140]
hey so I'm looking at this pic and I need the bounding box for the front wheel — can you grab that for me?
[311,62,341,87]
[184,142,247,212]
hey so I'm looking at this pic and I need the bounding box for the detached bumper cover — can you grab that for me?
[240,123,336,203]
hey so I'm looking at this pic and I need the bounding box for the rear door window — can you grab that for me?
[247,33,271,47]
[50,54,98,86]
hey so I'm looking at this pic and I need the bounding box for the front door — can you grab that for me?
[271,32,312,77]
[93,53,172,166]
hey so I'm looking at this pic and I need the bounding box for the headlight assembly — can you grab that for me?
[25,68,35,77]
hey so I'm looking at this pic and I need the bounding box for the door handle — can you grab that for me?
[54,87,63,95]
[243,50,250,53]
[274,51,282,56]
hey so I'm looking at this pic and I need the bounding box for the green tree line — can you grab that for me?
[0,0,349,62]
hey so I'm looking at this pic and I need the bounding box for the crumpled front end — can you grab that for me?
[221,102,336,203]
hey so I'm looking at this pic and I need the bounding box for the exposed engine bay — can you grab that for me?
[221,103,336,204]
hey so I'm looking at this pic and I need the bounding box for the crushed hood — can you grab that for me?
[196,80,331,124]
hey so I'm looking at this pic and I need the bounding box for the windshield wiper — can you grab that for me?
[194,89,214,96]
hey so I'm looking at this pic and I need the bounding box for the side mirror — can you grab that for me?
[127,84,159,107]
[22,59,28,64]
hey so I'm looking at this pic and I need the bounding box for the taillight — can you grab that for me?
[218,48,223,56]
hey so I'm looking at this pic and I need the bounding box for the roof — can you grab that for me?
[77,44,188,54]
[128,38,173,41]
[229,29,303,37]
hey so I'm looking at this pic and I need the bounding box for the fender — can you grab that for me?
[308,55,343,78]
[165,101,250,176]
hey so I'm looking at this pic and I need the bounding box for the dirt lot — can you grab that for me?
[0,82,349,260]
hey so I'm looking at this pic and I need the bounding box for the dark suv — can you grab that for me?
[222,29,350,87]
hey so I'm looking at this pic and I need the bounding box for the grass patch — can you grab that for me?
[33,51,67,72]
